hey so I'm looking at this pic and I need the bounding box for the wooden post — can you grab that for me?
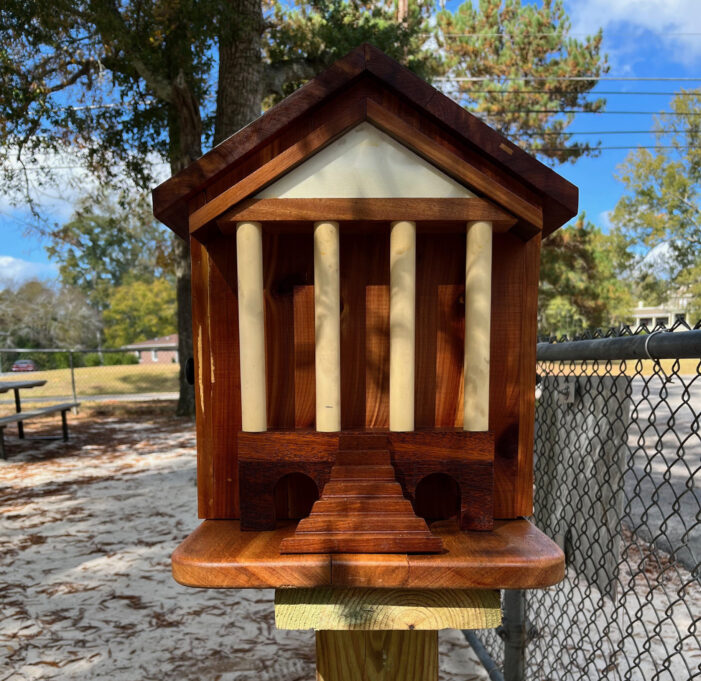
[276,587,501,681]
[314,221,341,432]
[463,220,492,432]
[236,221,267,432]
[389,220,416,432]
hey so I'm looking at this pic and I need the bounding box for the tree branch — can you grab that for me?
[262,59,319,99]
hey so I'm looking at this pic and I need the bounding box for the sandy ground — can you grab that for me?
[0,409,488,681]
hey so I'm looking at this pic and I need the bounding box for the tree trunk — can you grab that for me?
[214,0,264,145]
[170,72,203,417]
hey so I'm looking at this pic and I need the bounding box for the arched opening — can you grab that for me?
[274,473,319,521]
[414,473,460,524]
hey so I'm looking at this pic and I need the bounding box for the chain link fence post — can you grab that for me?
[502,589,526,681]
[68,350,78,413]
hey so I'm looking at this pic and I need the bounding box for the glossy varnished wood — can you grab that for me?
[218,198,518,232]
[171,517,565,589]
[280,447,443,555]
[153,44,577,239]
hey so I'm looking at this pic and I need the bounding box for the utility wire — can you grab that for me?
[436,76,701,82]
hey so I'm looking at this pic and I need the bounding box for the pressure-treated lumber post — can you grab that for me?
[314,221,342,432]
[464,220,492,431]
[275,588,501,681]
[389,220,416,432]
[236,221,267,432]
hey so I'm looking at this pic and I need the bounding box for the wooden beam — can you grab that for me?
[316,631,438,681]
[366,98,543,231]
[188,99,366,237]
[275,587,501,630]
[217,198,518,232]
[171,518,565,589]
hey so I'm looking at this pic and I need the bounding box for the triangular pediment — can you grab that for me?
[256,123,476,200]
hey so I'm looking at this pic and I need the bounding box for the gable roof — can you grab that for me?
[152,44,577,240]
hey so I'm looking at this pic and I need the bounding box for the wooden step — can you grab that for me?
[335,450,391,465]
[281,437,443,555]
[296,514,430,533]
[280,532,444,554]
[312,498,415,515]
[321,481,405,497]
[330,465,396,481]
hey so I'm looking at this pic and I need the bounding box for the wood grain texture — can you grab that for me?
[281,443,443,554]
[275,588,501,630]
[316,631,437,681]
[294,285,316,429]
[218,198,517,231]
[195,234,242,518]
[171,518,565,589]
[365,286,389,429]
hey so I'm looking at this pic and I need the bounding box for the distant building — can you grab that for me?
[632,291,690,329]
[123,334,179,365]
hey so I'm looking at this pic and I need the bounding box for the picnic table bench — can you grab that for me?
[0,402,80,459]
[0,380,80,459]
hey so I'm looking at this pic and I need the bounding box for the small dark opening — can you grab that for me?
[274,473,318,521]
[414,473,460,523]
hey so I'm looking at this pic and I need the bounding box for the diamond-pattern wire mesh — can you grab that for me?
[478,326,700,681]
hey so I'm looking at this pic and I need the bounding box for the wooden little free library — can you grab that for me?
[153,45,576,593]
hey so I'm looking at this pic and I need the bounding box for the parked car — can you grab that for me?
[11,359,37,372]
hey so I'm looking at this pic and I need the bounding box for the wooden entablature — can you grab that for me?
[152,44,577,243]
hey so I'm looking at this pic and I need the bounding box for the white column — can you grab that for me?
[314,221,341,432]
[389,220,416,432]
[236,221,267,432]
[464,220,492,431]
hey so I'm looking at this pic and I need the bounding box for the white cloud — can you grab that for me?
[568,0,701,65]
[0,256,58,287]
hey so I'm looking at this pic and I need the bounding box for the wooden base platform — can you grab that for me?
[172,518,564,589]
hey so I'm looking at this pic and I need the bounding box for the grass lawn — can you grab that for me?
[1,364,179,400]
[538,357,700,377]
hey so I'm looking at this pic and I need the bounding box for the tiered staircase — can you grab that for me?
[279,443,443,554]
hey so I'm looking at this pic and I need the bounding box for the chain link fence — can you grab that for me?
[0,347,179,407]
[469,322,700,681]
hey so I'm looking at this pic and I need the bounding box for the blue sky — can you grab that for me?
[1,0,700,284]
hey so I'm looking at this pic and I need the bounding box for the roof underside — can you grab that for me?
[152,44,577,240]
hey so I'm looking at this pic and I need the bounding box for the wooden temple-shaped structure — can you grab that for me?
[154,44,576,590]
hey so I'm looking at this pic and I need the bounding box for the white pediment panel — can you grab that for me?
[256,122,476,199]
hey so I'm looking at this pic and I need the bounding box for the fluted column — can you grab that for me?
[236,221,267,432]
[464,220,492,431]
[314,221,341,431]
[389,220,416,432]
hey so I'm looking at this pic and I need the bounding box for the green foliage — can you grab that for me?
[102,279,176,348]
[46,191,174,312]
[264,0,440,104]
[83,351,139,366]
[539,215,633,337]
[611,90,701,322]
[0,280,100,350]
[437,0,607,163]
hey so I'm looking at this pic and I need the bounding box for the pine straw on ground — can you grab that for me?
[0,407,487,681]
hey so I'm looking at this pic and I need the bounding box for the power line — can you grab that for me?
[432,32,701,38]
[522,145,695,151]
[437,76,701,82]
[520,130,688,135]
[473,110,701,115]
[455,90,700,96]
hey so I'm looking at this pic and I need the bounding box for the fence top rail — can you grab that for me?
[536,328,701,362]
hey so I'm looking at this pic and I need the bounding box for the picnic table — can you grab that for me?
[0,379,79,459]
